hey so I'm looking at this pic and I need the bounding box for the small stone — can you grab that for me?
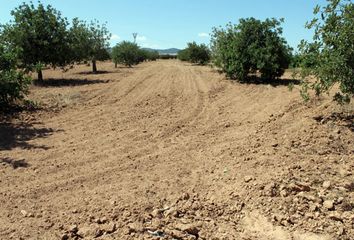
[288,182,311,192]
[100,217,108,224]
[164,208,178,217]
[176,223,200,236]
[264,183,277,197]
[328,212,343,222]
[309,203,319,212]
[165,229,185,239]
[280,190,288,197]
[77,226,97,238]
[128,222,143,233]
[101,222,116,234]
[298,192,319,202]
[323,200,335,210]
[336,197,344,204]
[69,224,78,233]
[337,227,345,236]
[322,181,331,189]
[244,176,253,183]
[224,123,231,128]
[61,234,69,240]
[151,209,162,218]
[181,193,190,200]
[20,210,28,217]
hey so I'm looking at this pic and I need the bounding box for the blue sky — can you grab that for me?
[0,0,328,50]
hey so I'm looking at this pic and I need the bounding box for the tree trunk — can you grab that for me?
[115,62,117,68]
[92,60,97,73]
[37,69,43,82]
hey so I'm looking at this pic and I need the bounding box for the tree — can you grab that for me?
[111,41,142,67]
[299,0,354,104]
[145,50,159,61]
[211,18,292,82]
[0,2,71,81]
[0,43,31,109]
[177,49,190,61]
[178,42,210,65]
[69,19,111,73]
[188,42,210,65]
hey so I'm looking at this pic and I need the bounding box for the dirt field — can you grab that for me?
[0,60,353,239]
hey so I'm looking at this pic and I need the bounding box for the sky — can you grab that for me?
[0,0,328,50]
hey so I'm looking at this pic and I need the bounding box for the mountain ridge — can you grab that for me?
[142,48,181,55]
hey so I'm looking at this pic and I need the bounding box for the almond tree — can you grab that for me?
[1,2,71,81]
[70,19,111,73]
[299,0,354,104]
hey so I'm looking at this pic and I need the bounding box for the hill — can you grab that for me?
[143,48,181,55]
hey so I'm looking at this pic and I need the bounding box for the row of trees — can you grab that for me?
[180,0,352,103]
[0,2,111,82]
[0,0,353,109]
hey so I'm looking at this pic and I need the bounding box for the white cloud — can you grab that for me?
[198,32,209,38]
[136,35,147,42]
[111,34,120,40]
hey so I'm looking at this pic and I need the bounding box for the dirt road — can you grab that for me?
[0,60,353,239]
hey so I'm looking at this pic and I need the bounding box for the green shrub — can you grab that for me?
[145,50,159,61]
[111,41,143,67]
[299,0,354,104]
[211,18,292,82]
[178,42,210,65]
[177,49,190,61]
[0,45,31,109]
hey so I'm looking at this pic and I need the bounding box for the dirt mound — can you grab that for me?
[0,60,353,239]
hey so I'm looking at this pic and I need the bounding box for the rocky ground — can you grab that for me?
[0,60,353,239]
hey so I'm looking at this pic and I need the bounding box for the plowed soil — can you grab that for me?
[0,60,353,239]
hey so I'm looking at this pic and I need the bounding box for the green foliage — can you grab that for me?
[177,49,190,61]
[69,18,111,72]
[111,41,142,67]
[211,18,292,82]
[188,42,211,65]
[136,49,159,62]
[0,44,31,109]
[299,0,354,104]
[177,42,210,65]
[288,82,295,92]
[145,50,159,61]
[289,53,302,69]
[0,2,71,80]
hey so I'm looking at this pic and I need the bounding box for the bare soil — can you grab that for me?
[0,60,353,239]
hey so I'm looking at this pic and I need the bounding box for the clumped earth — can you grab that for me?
[0,60,353,239]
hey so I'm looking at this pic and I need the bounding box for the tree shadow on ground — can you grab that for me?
[77,70,112,75]
[236,76,301,87]
[0,157,30,169]
[0,121,60,150]
[33,78,109,87]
